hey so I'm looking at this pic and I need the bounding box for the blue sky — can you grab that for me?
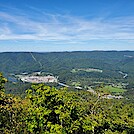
[0,0,134,52]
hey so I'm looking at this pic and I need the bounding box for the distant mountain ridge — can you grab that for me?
[0,51,134,78]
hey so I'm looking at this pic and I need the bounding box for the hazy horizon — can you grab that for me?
[1,50,134,53]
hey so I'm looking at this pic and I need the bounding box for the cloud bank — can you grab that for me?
[0,6,134,46]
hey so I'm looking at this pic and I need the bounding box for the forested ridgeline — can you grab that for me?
[0,51,134,76]
[0,73,134,134]
[1,51,134,103]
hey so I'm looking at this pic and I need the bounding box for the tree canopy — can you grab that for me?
[0,73,134,133]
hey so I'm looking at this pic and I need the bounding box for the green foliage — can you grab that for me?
[0,73,27,133]
[0,73,134,133]
[24,84,134,134]
[99,85,126,94]
[1,51,134,79]
[25,84,84,133]
[25,84,63,133]
[5,81,31,96]
[0,72,7,92]
[0,51,134,100]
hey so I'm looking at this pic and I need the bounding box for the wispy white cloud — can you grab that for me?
[0,7,134,45]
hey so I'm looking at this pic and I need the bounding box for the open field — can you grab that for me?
[99,85,127,93]
[71,68,103,73]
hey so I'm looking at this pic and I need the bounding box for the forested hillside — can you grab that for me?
[0,52,134,133]
[0,73,134,134]
[0,51,134,102]
[0,51,134,74]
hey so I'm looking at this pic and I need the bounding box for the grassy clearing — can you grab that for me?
[71,68,103,73]
[99,85,127,93]
[71,82,81,87]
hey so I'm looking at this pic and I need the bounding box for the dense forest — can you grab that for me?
[0,51,134,75]
[0,73,134,134]
[0,51,134,102]
[0,51,134,83]
[0,51,134,133]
